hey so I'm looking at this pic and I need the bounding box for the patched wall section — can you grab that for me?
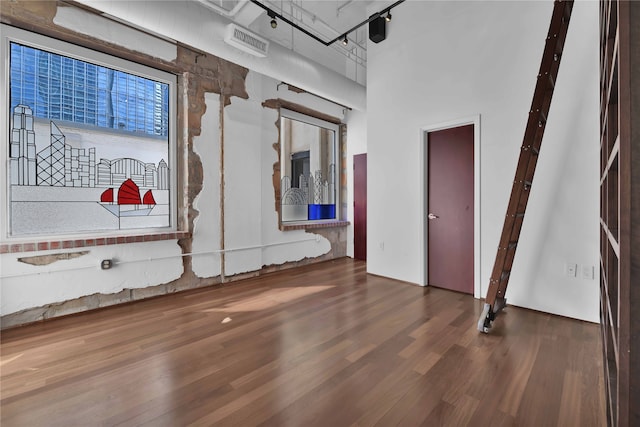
[0,1,348,329]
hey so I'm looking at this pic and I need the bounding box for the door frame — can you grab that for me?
[420,115,481,298]
[353,153,367,261]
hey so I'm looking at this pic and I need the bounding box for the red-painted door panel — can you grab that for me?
[354,153,367,261]
[428,125,474,294]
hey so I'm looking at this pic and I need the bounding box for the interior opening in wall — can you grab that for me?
[279,109,339,224]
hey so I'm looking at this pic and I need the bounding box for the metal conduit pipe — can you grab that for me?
[195,0,248,17]
[72,0,366,110]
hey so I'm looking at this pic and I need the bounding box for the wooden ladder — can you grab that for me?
[478,0,574,333]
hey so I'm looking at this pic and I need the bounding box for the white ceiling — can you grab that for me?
[195,0,401,85]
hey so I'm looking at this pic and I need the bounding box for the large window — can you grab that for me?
[1,25,177,239]
[280,110,339,223]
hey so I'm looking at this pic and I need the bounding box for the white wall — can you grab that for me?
[366,0,600,322]
[0,242,185,315]
[191,92,223,279]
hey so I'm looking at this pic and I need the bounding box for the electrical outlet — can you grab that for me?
[565,263,577,278]
[582,265,594,280]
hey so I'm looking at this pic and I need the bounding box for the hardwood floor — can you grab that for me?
[0,258,605,426]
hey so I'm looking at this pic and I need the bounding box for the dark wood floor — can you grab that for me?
[1,258,605,426]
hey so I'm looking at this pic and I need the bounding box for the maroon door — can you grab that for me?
[428,125,474,294]
[354,153,367,261]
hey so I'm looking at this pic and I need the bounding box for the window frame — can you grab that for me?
[0,24,178,243]
[279,108,342,227]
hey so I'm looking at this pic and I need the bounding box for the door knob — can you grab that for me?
[428,213,439,220]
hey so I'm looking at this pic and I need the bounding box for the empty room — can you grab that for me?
[0,0,637,425]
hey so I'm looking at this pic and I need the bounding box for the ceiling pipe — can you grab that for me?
[263,0,367,64]
[336,0,356,16]
[70,0,366,110]
[195,0,248,17]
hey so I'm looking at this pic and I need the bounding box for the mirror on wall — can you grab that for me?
[280,111,337,223]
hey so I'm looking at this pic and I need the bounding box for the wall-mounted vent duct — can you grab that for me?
[224,24,269,57]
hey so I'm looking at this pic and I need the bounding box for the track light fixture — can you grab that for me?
[249,0,405,46]
[267,10,277,29]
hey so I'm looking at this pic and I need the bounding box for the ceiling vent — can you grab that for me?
[224,24,269,57]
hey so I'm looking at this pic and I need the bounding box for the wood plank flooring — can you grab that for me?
[0,258,605,426]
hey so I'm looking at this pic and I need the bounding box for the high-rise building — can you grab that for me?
[9,42,169,137]
[157,160,169,190]
[9,105,36,186]
[36,122,66,186]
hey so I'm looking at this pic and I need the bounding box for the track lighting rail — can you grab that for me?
[249,0,405,46]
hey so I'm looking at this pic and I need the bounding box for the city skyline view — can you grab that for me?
[8,104,171,236]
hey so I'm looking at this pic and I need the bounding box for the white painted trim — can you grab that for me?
[420,115,482,298]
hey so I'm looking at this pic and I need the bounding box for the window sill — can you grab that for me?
[0,231,190,255]
[281,220,350,231]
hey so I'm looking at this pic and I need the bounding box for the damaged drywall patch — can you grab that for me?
[18,251,89,266]
[173,46,249,287]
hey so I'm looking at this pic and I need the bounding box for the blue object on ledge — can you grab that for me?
[308,204,335,220]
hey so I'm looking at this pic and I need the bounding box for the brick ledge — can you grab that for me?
[281,220,350,231]
[0,231,191,255]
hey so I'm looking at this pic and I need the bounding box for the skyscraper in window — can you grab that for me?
[36,122,66,187]
[10,105,37,186]
[10,42,169,137]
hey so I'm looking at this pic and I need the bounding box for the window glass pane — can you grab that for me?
[9,42,169,136]
[7,33,174,238]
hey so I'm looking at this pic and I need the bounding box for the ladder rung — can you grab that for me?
[524,180,532,190]
[498,241,518,251]
[500,271,511,281]
[532,146,539,155]
[548,72,556,88]
[535,107,548,126]
[563,3,572,21]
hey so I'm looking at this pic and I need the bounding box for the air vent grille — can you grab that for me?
[224,24,269,57]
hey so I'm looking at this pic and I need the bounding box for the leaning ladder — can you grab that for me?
[478,0,574,333]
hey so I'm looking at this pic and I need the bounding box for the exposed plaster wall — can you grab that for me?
[191,92,223,280]
[0,1,351,328]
